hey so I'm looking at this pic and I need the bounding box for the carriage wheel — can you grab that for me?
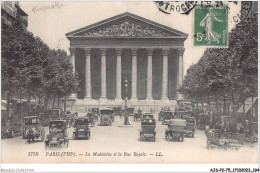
[41,130,45,142]
[86,132,90,140]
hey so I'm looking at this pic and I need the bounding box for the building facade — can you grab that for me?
[66,12,188,107]
[1,1,28,27]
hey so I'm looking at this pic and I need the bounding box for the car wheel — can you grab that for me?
[86,132,90,140]
[165,132,169,140]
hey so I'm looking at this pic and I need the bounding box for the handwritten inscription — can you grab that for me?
[32,2,65,13]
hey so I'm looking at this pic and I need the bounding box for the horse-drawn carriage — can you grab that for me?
[139,118,156,142]
[73,117,90,140]
[45,120,69,149]
[22,116,45,143]
[165,119,186,142]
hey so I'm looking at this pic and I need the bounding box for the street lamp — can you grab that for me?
[124,78,128,108]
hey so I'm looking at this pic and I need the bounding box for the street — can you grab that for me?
[1,113,258,163]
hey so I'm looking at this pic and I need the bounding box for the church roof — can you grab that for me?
[66,12,188,38]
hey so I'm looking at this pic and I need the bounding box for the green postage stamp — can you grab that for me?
[194,5,228,47]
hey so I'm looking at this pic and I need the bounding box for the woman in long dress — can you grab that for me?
[200,7,223,44]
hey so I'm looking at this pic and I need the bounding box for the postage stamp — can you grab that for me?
[194,5,228,47]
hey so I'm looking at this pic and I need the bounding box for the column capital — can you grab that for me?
[163,48,169,56]
[178,48,185,56]
[131,48,138,56]
[100,48,107,56]
[69,47,76,55]
[84,48,91,55]
[147,48,153,56]
[115,48,122,56]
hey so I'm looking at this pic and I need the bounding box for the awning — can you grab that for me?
[237,97,258,113]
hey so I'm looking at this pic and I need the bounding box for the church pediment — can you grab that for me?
[66,12,188,38]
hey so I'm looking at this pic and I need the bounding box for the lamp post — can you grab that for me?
[124,78,128,108]
[124,78,129,125]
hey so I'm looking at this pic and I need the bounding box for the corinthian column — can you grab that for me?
[115,48,122,101]
[100,48,107,101]
[177,48,185,99]
[146,49,153,101]
[131,49,138,101]
[69,47,76,100]
[161,48,169,100]
[84,48,91,100]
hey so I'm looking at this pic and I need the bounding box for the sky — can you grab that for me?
[20,1,241,74]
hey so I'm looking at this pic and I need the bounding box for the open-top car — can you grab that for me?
[100,108,114,126]
[73,117,90,139]
[165,119,186,142]
[139,118,156,142]
[162,111,174,125]
[45,120,69,149]
[23,116,45,143]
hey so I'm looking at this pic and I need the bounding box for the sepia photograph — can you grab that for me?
[0,0,259,171]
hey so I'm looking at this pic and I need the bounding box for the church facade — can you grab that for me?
[66,12,188,108]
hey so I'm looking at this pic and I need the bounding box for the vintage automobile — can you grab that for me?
[100,108,114,126]
[40,109,61,126]
[22,116,45,143]
[141,113,154,121]
[139,118,156,142]
[73,117,90,140]
[165,119,186,142]
[184,116,196,138]
[162,111,174,125]
[45,120,69,149]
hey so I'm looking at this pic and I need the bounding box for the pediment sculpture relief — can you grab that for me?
[84,20,172,37]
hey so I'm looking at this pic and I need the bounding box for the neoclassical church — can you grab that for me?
[66,12,187,110]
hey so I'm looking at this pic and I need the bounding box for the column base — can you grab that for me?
[176,93,183,100]
[68,93,77,100]
[115,97,122,101]
[160,97,169,101]
[146,97,153,102]
[99,97,107,102]
[84,96,92,101]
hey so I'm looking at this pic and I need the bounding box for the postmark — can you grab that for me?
[193,5,228,47]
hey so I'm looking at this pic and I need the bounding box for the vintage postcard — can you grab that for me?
[1,1,258,167]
